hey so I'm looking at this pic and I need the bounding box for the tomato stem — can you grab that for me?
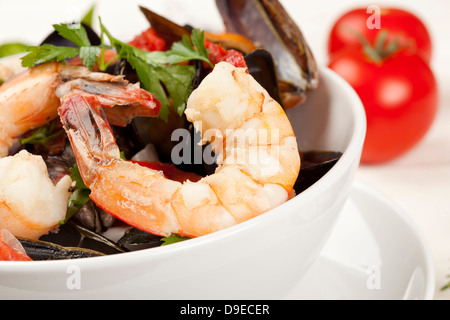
[346,27,410,64]
[364,30,403,63]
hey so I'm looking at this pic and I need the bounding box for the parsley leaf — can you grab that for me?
[61,164,91,225]
[19,120,64,145]
[81,5,96,28]
[125,54,195,120]
[161,235,190,246]
[166,30,213,67]
[21,44,79,68]
[0,42,28,58]
[99,18,210,120]
[53,23,91,47]
[157,63,196,116]
[68,164,89,190]
[21,18,213,119]
[21,23,101,70]
[442,281,450,291]
[79,45,101,70]
[64,188,92,225]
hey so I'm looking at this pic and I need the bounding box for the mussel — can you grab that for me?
[138,6,190,46]
[244,48,282,105]
[139,1,318,109]
[138,5,258,54]
[138,5,284,102]
[38,221,126,257]
[293,151,343,194]
[19,237,106,260]
[117,228,164,251]
[216,0,319,108]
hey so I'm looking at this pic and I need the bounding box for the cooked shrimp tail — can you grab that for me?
[59,95,121,186]
[60,93,182,236]
[0,61,161,239]
[56,77,161,127]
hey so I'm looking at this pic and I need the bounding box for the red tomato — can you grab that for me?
[328,8,433,63]
[328,47,438,163]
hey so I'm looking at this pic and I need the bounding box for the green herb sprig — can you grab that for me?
[442,277,450,292]
[0,42,29,58]
[61,164,92,225]
[161,235,190,246]
[98,19,211,119]
[22,23,101,70]
[19,120,64,146]
[21,19,213,120]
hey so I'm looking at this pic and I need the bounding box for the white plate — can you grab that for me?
[285,181,435,300]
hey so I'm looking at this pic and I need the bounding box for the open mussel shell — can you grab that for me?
[216,0,319,107]
[139,6,190,45]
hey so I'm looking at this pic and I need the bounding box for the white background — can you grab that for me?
[0,0,449,299]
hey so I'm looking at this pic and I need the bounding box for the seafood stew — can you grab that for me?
[0,1,342,261]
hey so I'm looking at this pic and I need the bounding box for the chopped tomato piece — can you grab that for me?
[205,40,247,69]
[220,49,247,69]
[129,28,167,52]
[205,40,228,65]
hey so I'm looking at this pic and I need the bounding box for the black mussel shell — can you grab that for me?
[294,151,343,194]
[39,221,126,258]
[172,123,218,177]
[216,0,319,108]
[245,49,282,106]
[139,6,190,46]
[71,201,116,234]
[19,238,105,260]
[117,228,164,251]
[40,23,101,47]
[111,125,145,160]
[113,59,139,83]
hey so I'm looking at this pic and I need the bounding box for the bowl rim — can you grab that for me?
[0,65,367,270]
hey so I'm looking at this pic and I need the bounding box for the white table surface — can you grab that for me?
[0,0,449,300]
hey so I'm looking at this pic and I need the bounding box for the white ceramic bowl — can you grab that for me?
[0,66,366,299]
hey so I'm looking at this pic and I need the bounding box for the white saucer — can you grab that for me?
[285,181,436,300]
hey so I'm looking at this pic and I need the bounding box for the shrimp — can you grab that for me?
[0,62,161,239]
[0,61,160,158]
[0,150,72,240]
[59,62,300,238]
